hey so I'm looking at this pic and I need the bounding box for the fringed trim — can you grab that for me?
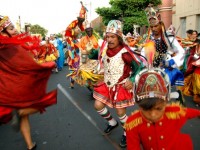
[125,116,143,131]
[125,110,142,131]
[165,102,186,119]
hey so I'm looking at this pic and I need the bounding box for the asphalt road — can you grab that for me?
[0,66,200,150]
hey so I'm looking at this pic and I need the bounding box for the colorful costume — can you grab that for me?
[0,33,57,124]
[94,20,142,108]
[125,42,200,150]
[143,5,185,87]
[126,103,200,150]
[183,43,200,104]
[55,38,65,70]
[69,26,103,89]
[37,40,58,64]
[93,20,143,148]
[64,2,87,87]
[176,37,197,73]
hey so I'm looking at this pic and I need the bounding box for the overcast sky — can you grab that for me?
[1,0,110,34]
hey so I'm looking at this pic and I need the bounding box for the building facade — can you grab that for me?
[159,0,173,29]
[172,0,200,37]
[91,16,105,37]
[91,0,200,38]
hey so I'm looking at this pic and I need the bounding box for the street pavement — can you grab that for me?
[0,66,200,150]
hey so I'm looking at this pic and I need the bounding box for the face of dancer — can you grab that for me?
[106,32,120,49]
[1,23,19,37]
[126,37,137,47]
[85,28,93,37]
[150,21,162,37]
[140,100,166,123]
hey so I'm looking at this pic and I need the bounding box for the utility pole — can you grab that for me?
[18,16,21,32]
[90,1,92,25]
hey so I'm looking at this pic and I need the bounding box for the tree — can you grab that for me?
[96,0,161,34]
[93,21,105,38]
[55,33,63,38]
[30,24,48,37]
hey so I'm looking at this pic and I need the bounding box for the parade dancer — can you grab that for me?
[0,15,57,150]
[125,44,200,150]
[143,5,185,105]
[93,20,142,148]
[70,24,103,94]
[183,40,200,105]
[37,37,58,64]
[65,1,87,88]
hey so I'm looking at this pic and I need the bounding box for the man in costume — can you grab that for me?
[143,4,185,105]
[93,20,142,148]
[65,1,87,88]
[69,24,103,93]
[0,15,57,150]
[125,44,200,149]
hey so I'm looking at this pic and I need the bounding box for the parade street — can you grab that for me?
[0,66,200,150]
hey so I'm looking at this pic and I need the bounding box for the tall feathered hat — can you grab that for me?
[0,16,12,32]
[79,1,88,19]
[145,4,161,26]
[106,20,123,38]
[134,41,170,102]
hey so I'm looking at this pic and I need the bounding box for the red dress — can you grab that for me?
[0,34,57,124]
[125,103,200,150]
[93,45,137,108]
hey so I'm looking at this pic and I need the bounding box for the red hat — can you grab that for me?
[135,68,170,102]
[134,41,171,102]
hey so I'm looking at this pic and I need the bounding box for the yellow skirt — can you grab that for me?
[45,54,57,62]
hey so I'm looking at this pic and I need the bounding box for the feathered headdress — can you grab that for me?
[145,4,161,26]
[79,1,88,19]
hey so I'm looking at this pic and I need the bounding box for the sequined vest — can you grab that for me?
[150,36,168,67]
[103,48,127,87]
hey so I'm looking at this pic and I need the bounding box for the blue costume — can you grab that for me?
[56,38,65,70]
[163,59,184,86]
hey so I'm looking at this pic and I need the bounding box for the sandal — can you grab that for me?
[27,142,37,150]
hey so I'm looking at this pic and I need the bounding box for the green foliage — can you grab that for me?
[30,24,48,37]
[95,0,161,34]
[93,22,105,38]
[55,33,63,38]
